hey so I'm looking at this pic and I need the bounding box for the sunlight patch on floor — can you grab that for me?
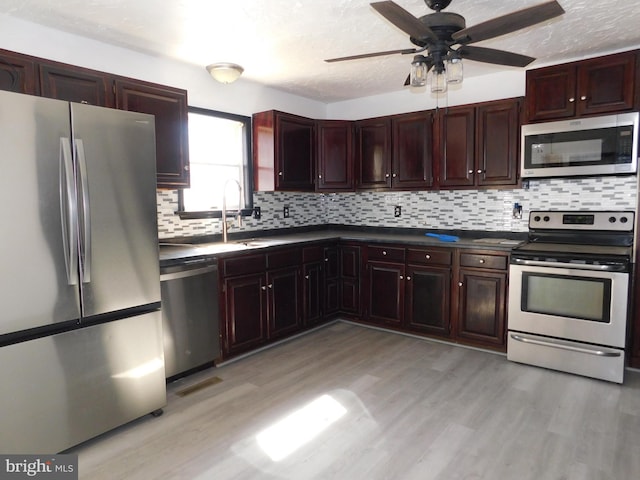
[256,394,347,462]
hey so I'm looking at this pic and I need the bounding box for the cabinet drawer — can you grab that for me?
[367,245,405,262]
[302,245,323,263]
[460,253,508,270]
[222,254,266,277]
[406,248,452,266]
[267,248,301,269]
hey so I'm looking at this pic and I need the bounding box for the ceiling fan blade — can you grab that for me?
[325,48,417,63]
[452,0,565,44]
[371,1,437,41]
[458,45,535,67]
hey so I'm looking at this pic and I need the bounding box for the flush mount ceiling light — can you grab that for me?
[326,0,564,94]
[206,63,244,84]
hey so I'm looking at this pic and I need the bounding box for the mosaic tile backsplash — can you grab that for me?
[157,176,638,239]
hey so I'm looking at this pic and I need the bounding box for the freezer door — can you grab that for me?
[70,103,161,317]
[0,91,81,335]
[0,310,166,454]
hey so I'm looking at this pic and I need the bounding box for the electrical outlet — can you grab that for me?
[512,202,523,219]
[283,205,290,218]
[394,205,401,217]
[253,206,261,220]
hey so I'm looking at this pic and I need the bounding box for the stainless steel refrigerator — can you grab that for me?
[0,90,166,454]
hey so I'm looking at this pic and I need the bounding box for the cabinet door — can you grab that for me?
[317,120,353,191]
[438,106,475,187]
[476,99,520,187]
[577,52,637,117]
[277,114,315,191]
[356,118,392,189]
[115,79,190,188]
[525,64,576,121]
[0,49,38,94]
[268,267,301,339]
[303,261,324,326]
[367,261,404,326]
[392,111,434,189]
[339,245,361,315]
[324,245,339,315]
[223,273,267,355]
[39,62,114,107]
[457,269,507,349]
[405,265,450,337]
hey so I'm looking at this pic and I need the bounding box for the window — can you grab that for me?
[177,107,252,219]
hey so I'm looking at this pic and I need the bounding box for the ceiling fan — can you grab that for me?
[325,0,565,91]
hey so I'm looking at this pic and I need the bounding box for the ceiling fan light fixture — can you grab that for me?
[430,64,447,94]
[410,56,428,87]
[446,57,463,85]
[206,63,244,84]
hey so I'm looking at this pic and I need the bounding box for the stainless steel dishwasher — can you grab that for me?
[160,258,220,380]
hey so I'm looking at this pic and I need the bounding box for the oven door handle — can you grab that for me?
[510,333,622,357]
[511,258,628,272]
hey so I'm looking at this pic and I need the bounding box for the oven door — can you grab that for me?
[508,262,629,348]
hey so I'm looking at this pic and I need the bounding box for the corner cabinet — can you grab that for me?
[115,79,190,188]
[525,50,638,122]
[253,110,315,191]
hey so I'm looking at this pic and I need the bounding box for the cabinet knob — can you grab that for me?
[268,284,273,289]
[278,172,283,176]
[569,97,575,103]
[406,276,411,281]
[426,254,431,259]
[580,95,587,101]
[261,285,267,291]
[479,259,486,264]
[400,275,404,280]
[468,169,474,174]
[318,174,322,179]
[324,258,329,262]
[392,173,397,178]
[385,173,390,178]
[477,169,483,174]
[383,251,387,255]
[458,282,463,287]
[305,275,310,280]
[184,165,190,171]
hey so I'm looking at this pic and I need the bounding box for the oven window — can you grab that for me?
[521,272,612,323]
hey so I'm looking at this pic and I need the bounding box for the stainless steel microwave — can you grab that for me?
[521,112,639,178]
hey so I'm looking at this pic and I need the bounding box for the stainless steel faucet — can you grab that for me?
[222,179,242,243]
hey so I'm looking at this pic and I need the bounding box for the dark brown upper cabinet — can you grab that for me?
[391,111,434,189]
[355,117,392,189]
[437,105,476,188]
[316,120,354,191]
[525,50,638,122]
[253,110,315,191]
[39,61,114,107]
[0,48,38,95]
[115,79,190,189]
[438,98,520,188]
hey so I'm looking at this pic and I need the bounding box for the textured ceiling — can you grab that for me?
[1,0,640,102]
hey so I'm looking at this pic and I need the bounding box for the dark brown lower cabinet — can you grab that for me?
[455,251,508,349]
[303,261,324,326]
[223,272,267,355]
[404,265,451,337]
[323,245,339,316]
[268,267,301,339]
[367,260,404,326]
[339,245,361,316]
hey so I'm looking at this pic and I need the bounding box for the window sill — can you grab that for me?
[176,208,254,220]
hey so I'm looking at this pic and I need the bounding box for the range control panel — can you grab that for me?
[529,211,635,232]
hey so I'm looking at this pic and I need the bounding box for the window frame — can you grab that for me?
[177,106,253,220]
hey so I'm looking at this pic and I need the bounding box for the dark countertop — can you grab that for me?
[159,227,526,266]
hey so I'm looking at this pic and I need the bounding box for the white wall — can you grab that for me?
[0,14,327,118]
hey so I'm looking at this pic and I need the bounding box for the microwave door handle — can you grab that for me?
[59,137,78,286]
[511,258,627,272]
[75,139,91,284]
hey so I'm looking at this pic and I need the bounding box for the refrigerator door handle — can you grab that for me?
[75,139,92,284]
[59,137,78,286]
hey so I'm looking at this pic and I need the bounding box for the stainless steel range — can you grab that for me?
[507,210,634,383]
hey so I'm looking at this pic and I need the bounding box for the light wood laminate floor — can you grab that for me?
[70,322,640,479]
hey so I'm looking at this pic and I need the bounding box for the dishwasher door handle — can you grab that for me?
[160,264,218,281]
